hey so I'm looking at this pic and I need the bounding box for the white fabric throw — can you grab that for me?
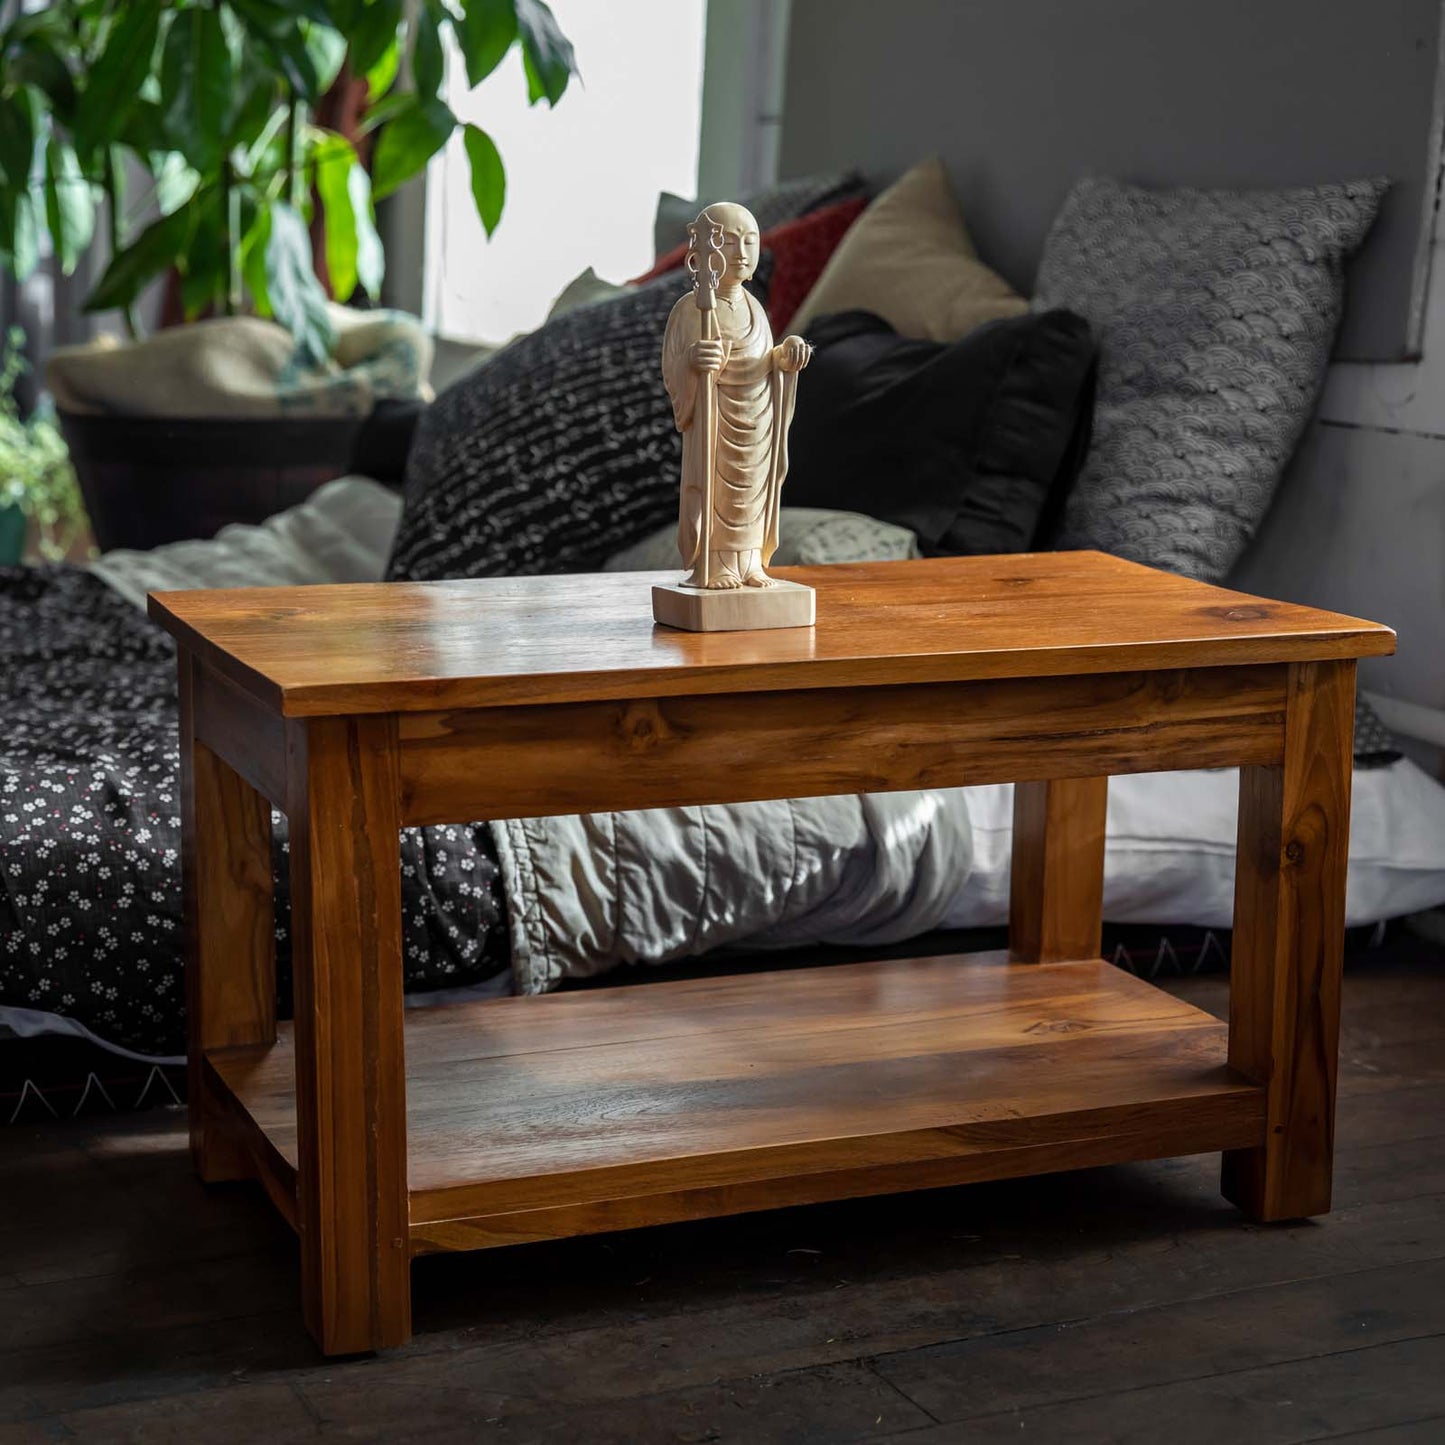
[495,792,974,995]
[90,476,402,606]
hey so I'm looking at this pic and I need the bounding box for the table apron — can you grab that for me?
[392,664,1288,825]
[192,661,289,804]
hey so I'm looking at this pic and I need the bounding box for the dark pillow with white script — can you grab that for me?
[389,277,696,581]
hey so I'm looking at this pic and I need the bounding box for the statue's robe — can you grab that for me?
[660,288,799,580]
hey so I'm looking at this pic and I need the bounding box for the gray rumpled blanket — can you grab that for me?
[91,479,979,1000]
[494,792,973,994]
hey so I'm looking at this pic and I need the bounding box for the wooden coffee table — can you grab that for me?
[150,553,1393,1356]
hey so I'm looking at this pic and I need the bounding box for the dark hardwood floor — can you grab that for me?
[2,940,1443,1444]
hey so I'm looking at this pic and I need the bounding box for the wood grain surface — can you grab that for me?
[397,666,1285,824]
[178,652,277,1184]
[147,553,1394,717]
[1223,659,1357,1220]
[286,713,411,1354]
[206,953,1265,1254]
[1010,777,1109,963]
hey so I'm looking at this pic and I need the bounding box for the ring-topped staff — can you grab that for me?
[684,211,727,589]
[654,202,816,631]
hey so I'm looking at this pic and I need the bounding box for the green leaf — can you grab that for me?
[119,98,170,161]
[313,134,358,300]
[456,0,517,88]
[314,134,384,301]
[0,91,36,189]
[73,0,162,160]
[7,190,40,282]
[43,138,94,275]
[349,160,383,298]
[240,197,272,316]
[359,89,411,135]
[85,194,198,314]
[152,151,201,217]
[364,34,401,104]
[10,32,78,125]
[515,0,575,106]
[264,199,334,364]
[270,0,337,24]
[159,7,232,172]
[412,3,445,101]
[227,65,281,156]
[462,122,505,236]
[370,94,454,199]
[347,0,403,77]
[228,0,322,101]
[305,22,349,95]
[178,187,225,318]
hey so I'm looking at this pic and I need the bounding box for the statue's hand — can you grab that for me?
[776,335,813,373]
[689,339,726,374]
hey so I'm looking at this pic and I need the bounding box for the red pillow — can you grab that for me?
[761,195,866,333]
[629,195,867,333]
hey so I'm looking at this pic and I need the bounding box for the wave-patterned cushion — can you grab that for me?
[1033,176,1387,580]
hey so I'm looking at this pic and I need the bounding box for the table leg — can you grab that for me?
[179,653,276,1182]
[1223,660,1355,1221]
[1009,777,1108,962]
[288,714,410,1354]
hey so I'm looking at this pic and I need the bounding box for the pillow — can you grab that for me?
[388,280,685,580]
[781,309,1097,556]
[635,195,868,333]
[604,506,920,572]
[753,197,868,334]
[546,267,634,321]
[653,171,863,258]
[790,157,1027,342]
[1033,175,1388,581]
[390,263,768,581]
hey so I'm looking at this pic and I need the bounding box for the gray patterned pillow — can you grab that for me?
[1034,175,1387,580]
[603,508,920,572]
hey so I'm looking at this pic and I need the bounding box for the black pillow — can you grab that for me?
[786,309,1097,555]
[389,267,782,581]
[391,281,667,580]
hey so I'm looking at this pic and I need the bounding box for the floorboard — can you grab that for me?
[0,942,1442,1442]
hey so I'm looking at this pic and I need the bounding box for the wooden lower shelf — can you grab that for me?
[205,952,1266,1255]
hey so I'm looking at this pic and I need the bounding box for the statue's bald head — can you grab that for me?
[692,202,761,284]
[698,201,759,237]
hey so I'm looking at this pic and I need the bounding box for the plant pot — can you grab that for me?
[0,502,25,565]
[56,404,421,554]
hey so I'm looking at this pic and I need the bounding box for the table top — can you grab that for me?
[147,552,1395,718]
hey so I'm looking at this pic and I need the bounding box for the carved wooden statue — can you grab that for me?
[651,202,817,632]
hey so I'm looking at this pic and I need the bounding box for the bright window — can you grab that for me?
[426,2,707,344]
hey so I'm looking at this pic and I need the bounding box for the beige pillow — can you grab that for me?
[790,156,1027,342]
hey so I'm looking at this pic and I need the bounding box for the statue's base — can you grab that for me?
[652,578,816,632]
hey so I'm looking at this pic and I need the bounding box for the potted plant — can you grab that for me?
[0,0,578,551]
[0,328,89,565]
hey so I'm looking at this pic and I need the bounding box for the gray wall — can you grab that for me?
[697,0,792,202]
[779,0,1443,362]
[750,0,1445,756]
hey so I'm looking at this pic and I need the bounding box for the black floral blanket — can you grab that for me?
[0,566,509,1058]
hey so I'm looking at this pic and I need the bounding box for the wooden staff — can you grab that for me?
[686,217,727,588]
